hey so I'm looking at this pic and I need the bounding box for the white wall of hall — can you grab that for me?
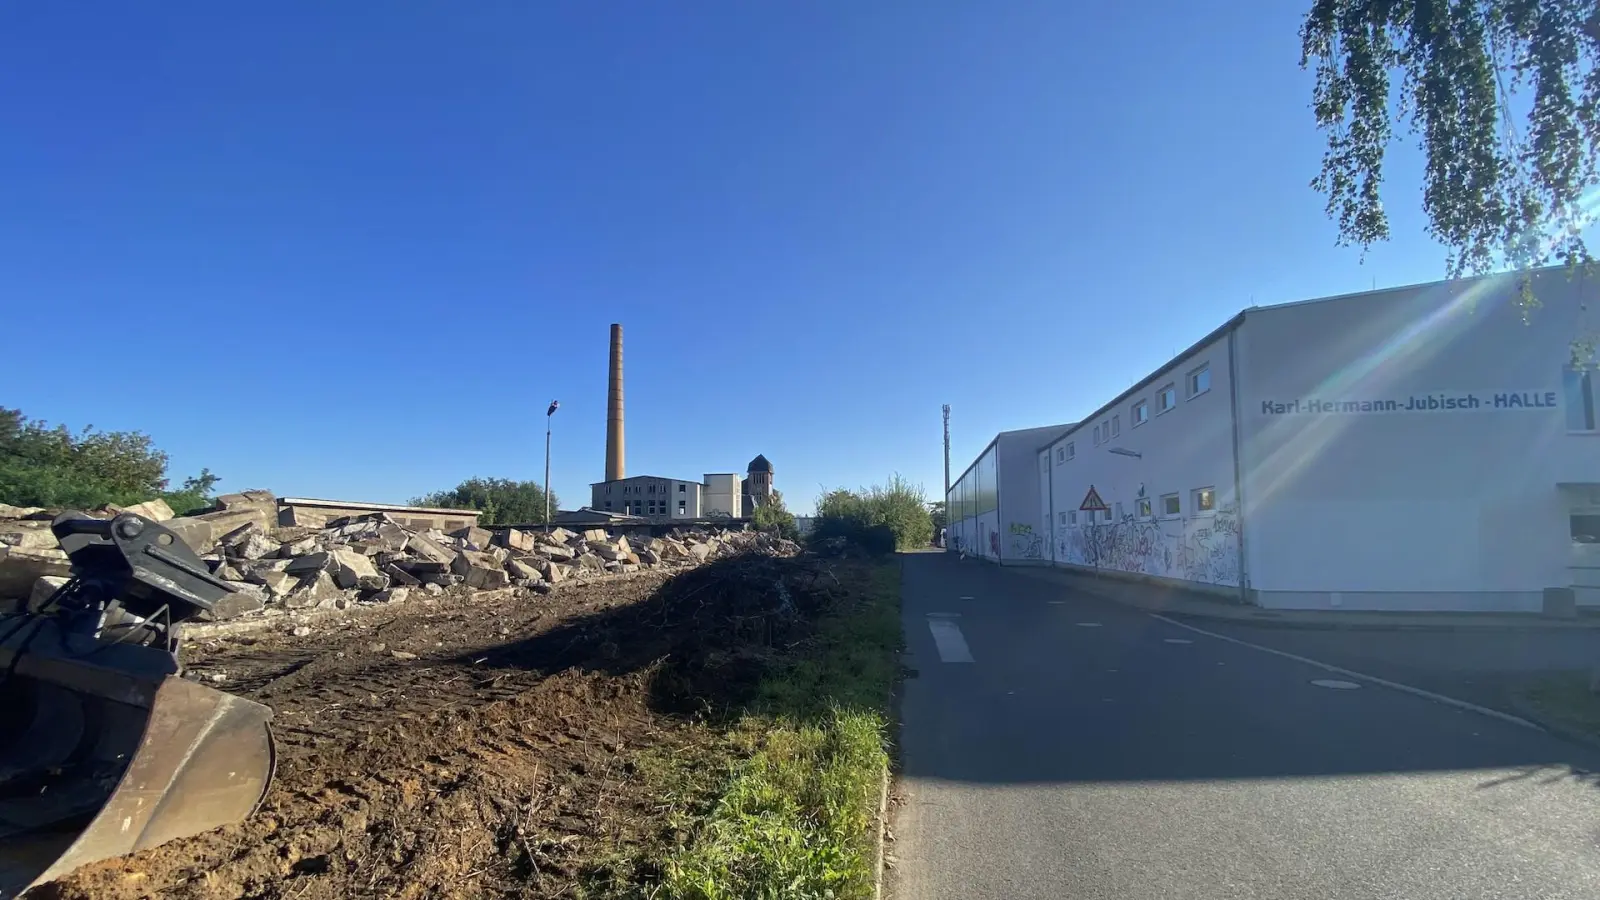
[994,425,1070,564]
[1235,269,1600,611]
[1042,331,1243,591]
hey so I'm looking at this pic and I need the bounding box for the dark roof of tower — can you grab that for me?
[747,454,772,473]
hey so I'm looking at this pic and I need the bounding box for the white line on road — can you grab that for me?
[1149,614,1544,731]
[927,619,975,663]
[1076,622,1102,628]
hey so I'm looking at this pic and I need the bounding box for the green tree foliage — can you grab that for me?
[1302,1,1598,325]
[928,500,947,533]
[752,489,800,540]
[812,474,934,553]
[161,469,223,516]
[413,477,560,525]
[0,407,219,511]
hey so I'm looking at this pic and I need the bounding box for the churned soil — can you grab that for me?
[32,565,757,900]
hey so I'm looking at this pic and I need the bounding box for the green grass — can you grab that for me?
[653,561,901,900]
[1514,671,1600,739]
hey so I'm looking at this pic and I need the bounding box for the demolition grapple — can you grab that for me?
[0,511,276,897]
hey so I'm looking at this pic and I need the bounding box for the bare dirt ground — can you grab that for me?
[31,559,817,900]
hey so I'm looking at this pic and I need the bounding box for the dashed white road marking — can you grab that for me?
[927,619,975,663]
[1075,622,1102,628]
[1149,614,1543,731]
[1163,638,1194,644]
[1048,600,1067,605]
[1312,679,1362,690]
[959,596,976,601]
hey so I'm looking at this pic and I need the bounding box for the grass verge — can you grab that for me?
[651,559,901,900]
[1512,671,1600,740]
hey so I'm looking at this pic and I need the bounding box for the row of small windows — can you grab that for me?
[603,499,689,513]
[605,483,692,494]
[1057,487,1215,526]
[1053,364,1210,463]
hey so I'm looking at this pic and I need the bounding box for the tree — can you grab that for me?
[752,489,800,540]
[413,477,560,525]
[812,474,934,552]
[0,407,217,511]
[928,500,947,533]
[1301,0,1598,346]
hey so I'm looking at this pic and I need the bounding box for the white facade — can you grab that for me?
[702,473,742,518]
[990,268,1600,612]
[946,424,1071,564]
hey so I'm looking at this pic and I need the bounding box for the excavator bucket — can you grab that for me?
[0,511,277,898]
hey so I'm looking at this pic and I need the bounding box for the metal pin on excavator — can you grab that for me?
[0,511,276,898]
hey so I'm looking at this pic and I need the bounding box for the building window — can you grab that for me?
[1565,368,1597,432]
[1161,493,1180,516]
[1068,510,1078,526]
[1137,497,1152,518]
[606,484,612,494]
[679,484,687,492]
[1059,511,1069,525]
[1114,501,1124,519]
[1187,364,1211,398]
[1066,442,1075,460]
[1101,509,1113,522]
[1110,415,1120,437]
[679,500,687,511]
[1573,514,1600,543]
[605,501,612,510]
[1193,487,1215,512]
[1057,447,1066,463]
[1158,383,1176,413]
[1093,424,1102,444]
[1132,400,1148,426]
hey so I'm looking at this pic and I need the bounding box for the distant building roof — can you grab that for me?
[279,497,482,517]
[747,454,772,473]
[552,507,651,526]
[590,474,699,487]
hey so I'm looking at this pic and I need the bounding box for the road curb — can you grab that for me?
[1012,566,1600,633]
[872,763,890,900]
[1502,692,1600,753]
[1151,614,1548,732]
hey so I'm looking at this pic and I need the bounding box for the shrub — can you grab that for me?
[0,408,218,512]
[810,474,933,553]
[752,490,800,541]
[413,477,560,525]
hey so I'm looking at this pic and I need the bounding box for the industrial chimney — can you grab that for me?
[605,323,625,481]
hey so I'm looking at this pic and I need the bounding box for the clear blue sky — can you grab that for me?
[2,2,1457,514]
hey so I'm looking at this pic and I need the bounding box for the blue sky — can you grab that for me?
[2,2,1457,514]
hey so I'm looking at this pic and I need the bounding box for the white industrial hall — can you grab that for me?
[946,267,1600,613]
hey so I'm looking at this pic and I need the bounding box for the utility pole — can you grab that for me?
[545,400,559,529]
[942,404,951,500]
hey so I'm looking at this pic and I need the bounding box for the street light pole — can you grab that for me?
[545,400,559,530]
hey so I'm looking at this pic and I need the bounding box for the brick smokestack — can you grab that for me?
[605,323,625,481]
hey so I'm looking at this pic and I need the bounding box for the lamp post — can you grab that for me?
[545,400,559,529]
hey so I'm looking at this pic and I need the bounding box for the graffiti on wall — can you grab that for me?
[1007,522,1045,559]
[1055,503,1240,587]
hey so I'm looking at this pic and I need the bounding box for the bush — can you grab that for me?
[752,490,800,541]
[413,477,560,525]
[810,474,933,553]
[0,408,218,512]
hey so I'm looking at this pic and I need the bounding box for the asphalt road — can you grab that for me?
[891,554,1600,900]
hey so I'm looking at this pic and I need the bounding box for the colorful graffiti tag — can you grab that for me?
[1055,503,1241,587]
[1007,522,1045,559]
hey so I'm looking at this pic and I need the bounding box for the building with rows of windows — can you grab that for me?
[947,267,1600,613]
[589,455,773,523]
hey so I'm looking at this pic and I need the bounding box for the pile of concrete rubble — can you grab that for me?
[0,491,798,621]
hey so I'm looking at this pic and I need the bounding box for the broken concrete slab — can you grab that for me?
[165,505,273,553]
[283,571,345,610]
[688,542,712,562]
[0,525,59,550]
[589,541,623,561]
[0,546,72,599]
[29,575,70,612]
[505,558,544,583]
[212,585,267,619]
[285,552,334,576]
[575,553,605,571]
[233,530,281,561]
[329,547,387,591]
[495,528,536,552]
[406,531,459,566]
[256,570,298,599]
[582,529,608,543]
[279,535,320,558]
[0,503,46,520]
[121,498,175,522]
[451,550,510,590]
[451,525,493,550]
[539,561,569,584]
[383,563,421,587]
[372,586,410,604]
[536,543,576,561]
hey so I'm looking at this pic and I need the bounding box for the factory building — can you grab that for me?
[584,324,775,523]
[948,267,1600,613]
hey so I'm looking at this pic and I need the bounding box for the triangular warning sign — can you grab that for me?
[1079,485,1109,512]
